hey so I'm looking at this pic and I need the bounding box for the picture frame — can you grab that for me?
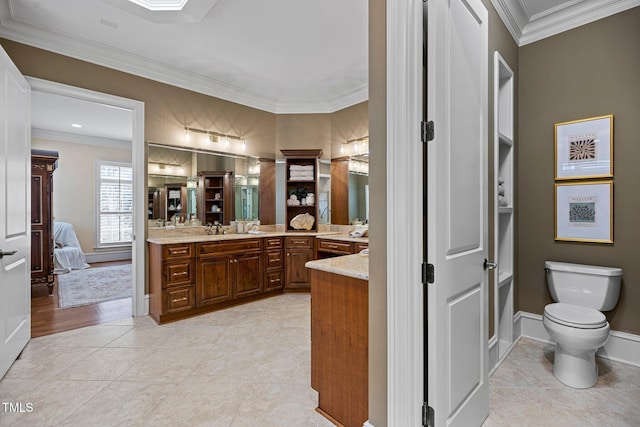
[555,115,613,180]
[555,180,613,243]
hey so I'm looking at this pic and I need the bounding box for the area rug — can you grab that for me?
[57,264,132,309]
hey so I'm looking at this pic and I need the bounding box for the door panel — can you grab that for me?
[0,45,31,378]
[427,0,489,425]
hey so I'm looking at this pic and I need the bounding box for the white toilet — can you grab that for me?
[543,261,622,389]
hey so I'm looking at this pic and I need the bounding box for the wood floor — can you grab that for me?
[31,261,133,338]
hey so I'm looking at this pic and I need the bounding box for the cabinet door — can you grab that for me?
[285,248,313,290]
[233,252,263,299]
[196,255,233,306]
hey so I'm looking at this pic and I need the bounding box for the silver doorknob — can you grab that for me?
[0,249,17,259]
[483,259,497,270]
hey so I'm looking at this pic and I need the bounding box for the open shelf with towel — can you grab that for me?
[281,149,322,232]
[493,52,515,363]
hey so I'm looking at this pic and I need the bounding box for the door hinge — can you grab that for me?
[423,403,434,427]
[422,262,435,284]
[421,120,434,142]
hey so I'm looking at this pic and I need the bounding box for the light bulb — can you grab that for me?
[241,140,246,151]
[184,128,191,143]
[340,144,345,154]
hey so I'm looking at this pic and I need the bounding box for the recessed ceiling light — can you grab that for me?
[71,123,83,128]
[127,0,189,11]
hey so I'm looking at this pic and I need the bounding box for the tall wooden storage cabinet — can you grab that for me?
[31,149,58,295]
[281,149,322,232]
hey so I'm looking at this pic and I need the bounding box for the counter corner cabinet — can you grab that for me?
[198,171,234,225]
[310,267,368,427]
[31,148,58,295]
[281,149,322,232]
[148,236,285,324]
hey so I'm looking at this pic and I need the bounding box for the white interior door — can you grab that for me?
[426,0,489,425]
[0,44,31,378]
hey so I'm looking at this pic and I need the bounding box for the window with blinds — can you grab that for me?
[98,161,133,246]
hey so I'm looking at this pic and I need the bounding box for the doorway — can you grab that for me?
[27,78,146,334]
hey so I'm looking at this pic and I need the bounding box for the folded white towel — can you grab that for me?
[498,184,505,196]
[289,176,314,181]
[290,164,314,171]
[290,171,314,177]
[498,176,505,185]
[498,195,509,207]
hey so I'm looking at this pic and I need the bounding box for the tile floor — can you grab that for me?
[2,295,639,426]
[484,338,640,427]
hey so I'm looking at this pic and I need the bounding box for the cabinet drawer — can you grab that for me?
[163,260,195,288]
[264,270,284,291]
[285,236,313,249]
[163,285,195,314]
[264,237,283,249]
[198,239,262,257]
[162,243,194,260]
[265,250,284,269]
[317,239,352,255]
[354,242,369,253]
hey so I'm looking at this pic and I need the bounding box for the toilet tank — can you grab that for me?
[545,261,623,311]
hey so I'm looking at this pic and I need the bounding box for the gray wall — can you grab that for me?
[518,7,640,334]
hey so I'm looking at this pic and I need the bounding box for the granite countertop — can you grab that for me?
[305,253,369,281]
[147,230,341,245]
[315,233,369,244]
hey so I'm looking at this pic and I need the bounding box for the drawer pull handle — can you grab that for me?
[327,245,338,249]
[271,258,281,262]
[270,279,280,283]
[172,297,188,303]
[172,271,189,276]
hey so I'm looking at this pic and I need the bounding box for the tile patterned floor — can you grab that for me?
[484,338,640,427]
[1,294,334,427]
[2,295,639,426]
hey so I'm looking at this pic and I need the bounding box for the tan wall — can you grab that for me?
[0,39,277,160]
[32,138,132,254]
[368,0,387,425]
[331,102,369,157]
[275,113,332,160]
[518,7,640,335]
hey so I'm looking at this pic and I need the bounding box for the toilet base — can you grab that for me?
[552,344,598,389]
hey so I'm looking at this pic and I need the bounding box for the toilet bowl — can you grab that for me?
[542,261,622,389]
[543,303,609,388]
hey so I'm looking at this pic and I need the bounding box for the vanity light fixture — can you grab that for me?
[184,127,245,150]
[342,136,369,156]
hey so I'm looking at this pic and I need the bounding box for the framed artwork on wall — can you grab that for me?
[555,114,613,180]
[555,180,613,243]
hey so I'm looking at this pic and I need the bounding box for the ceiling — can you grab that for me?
[7,0,637,141]
[0,0,368,114]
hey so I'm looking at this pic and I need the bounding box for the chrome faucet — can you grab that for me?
[215,224,222,235]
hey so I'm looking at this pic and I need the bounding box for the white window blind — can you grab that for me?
[98,161,133,246]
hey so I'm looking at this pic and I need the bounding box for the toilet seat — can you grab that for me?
[544,303,607,329]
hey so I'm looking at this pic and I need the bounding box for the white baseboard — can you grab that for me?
[515,311,640,368]
[142,294,149,317]
[363,421,375,427]
[85,250,132,263]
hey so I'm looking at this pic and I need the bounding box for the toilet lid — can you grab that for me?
[544,303,607,329]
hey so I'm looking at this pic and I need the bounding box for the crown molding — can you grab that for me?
[0,6,366,113]
[491,0,640,46]
[32,128,132,149]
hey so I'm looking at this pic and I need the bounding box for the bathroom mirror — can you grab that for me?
[147,143,260,227]
[348,154,369,224]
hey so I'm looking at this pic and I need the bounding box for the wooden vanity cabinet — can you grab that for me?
[149,243,196,323]
[264,237,284,291]
[284,236,314,291]
[196,239,263,305]
[316,238,369,259]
